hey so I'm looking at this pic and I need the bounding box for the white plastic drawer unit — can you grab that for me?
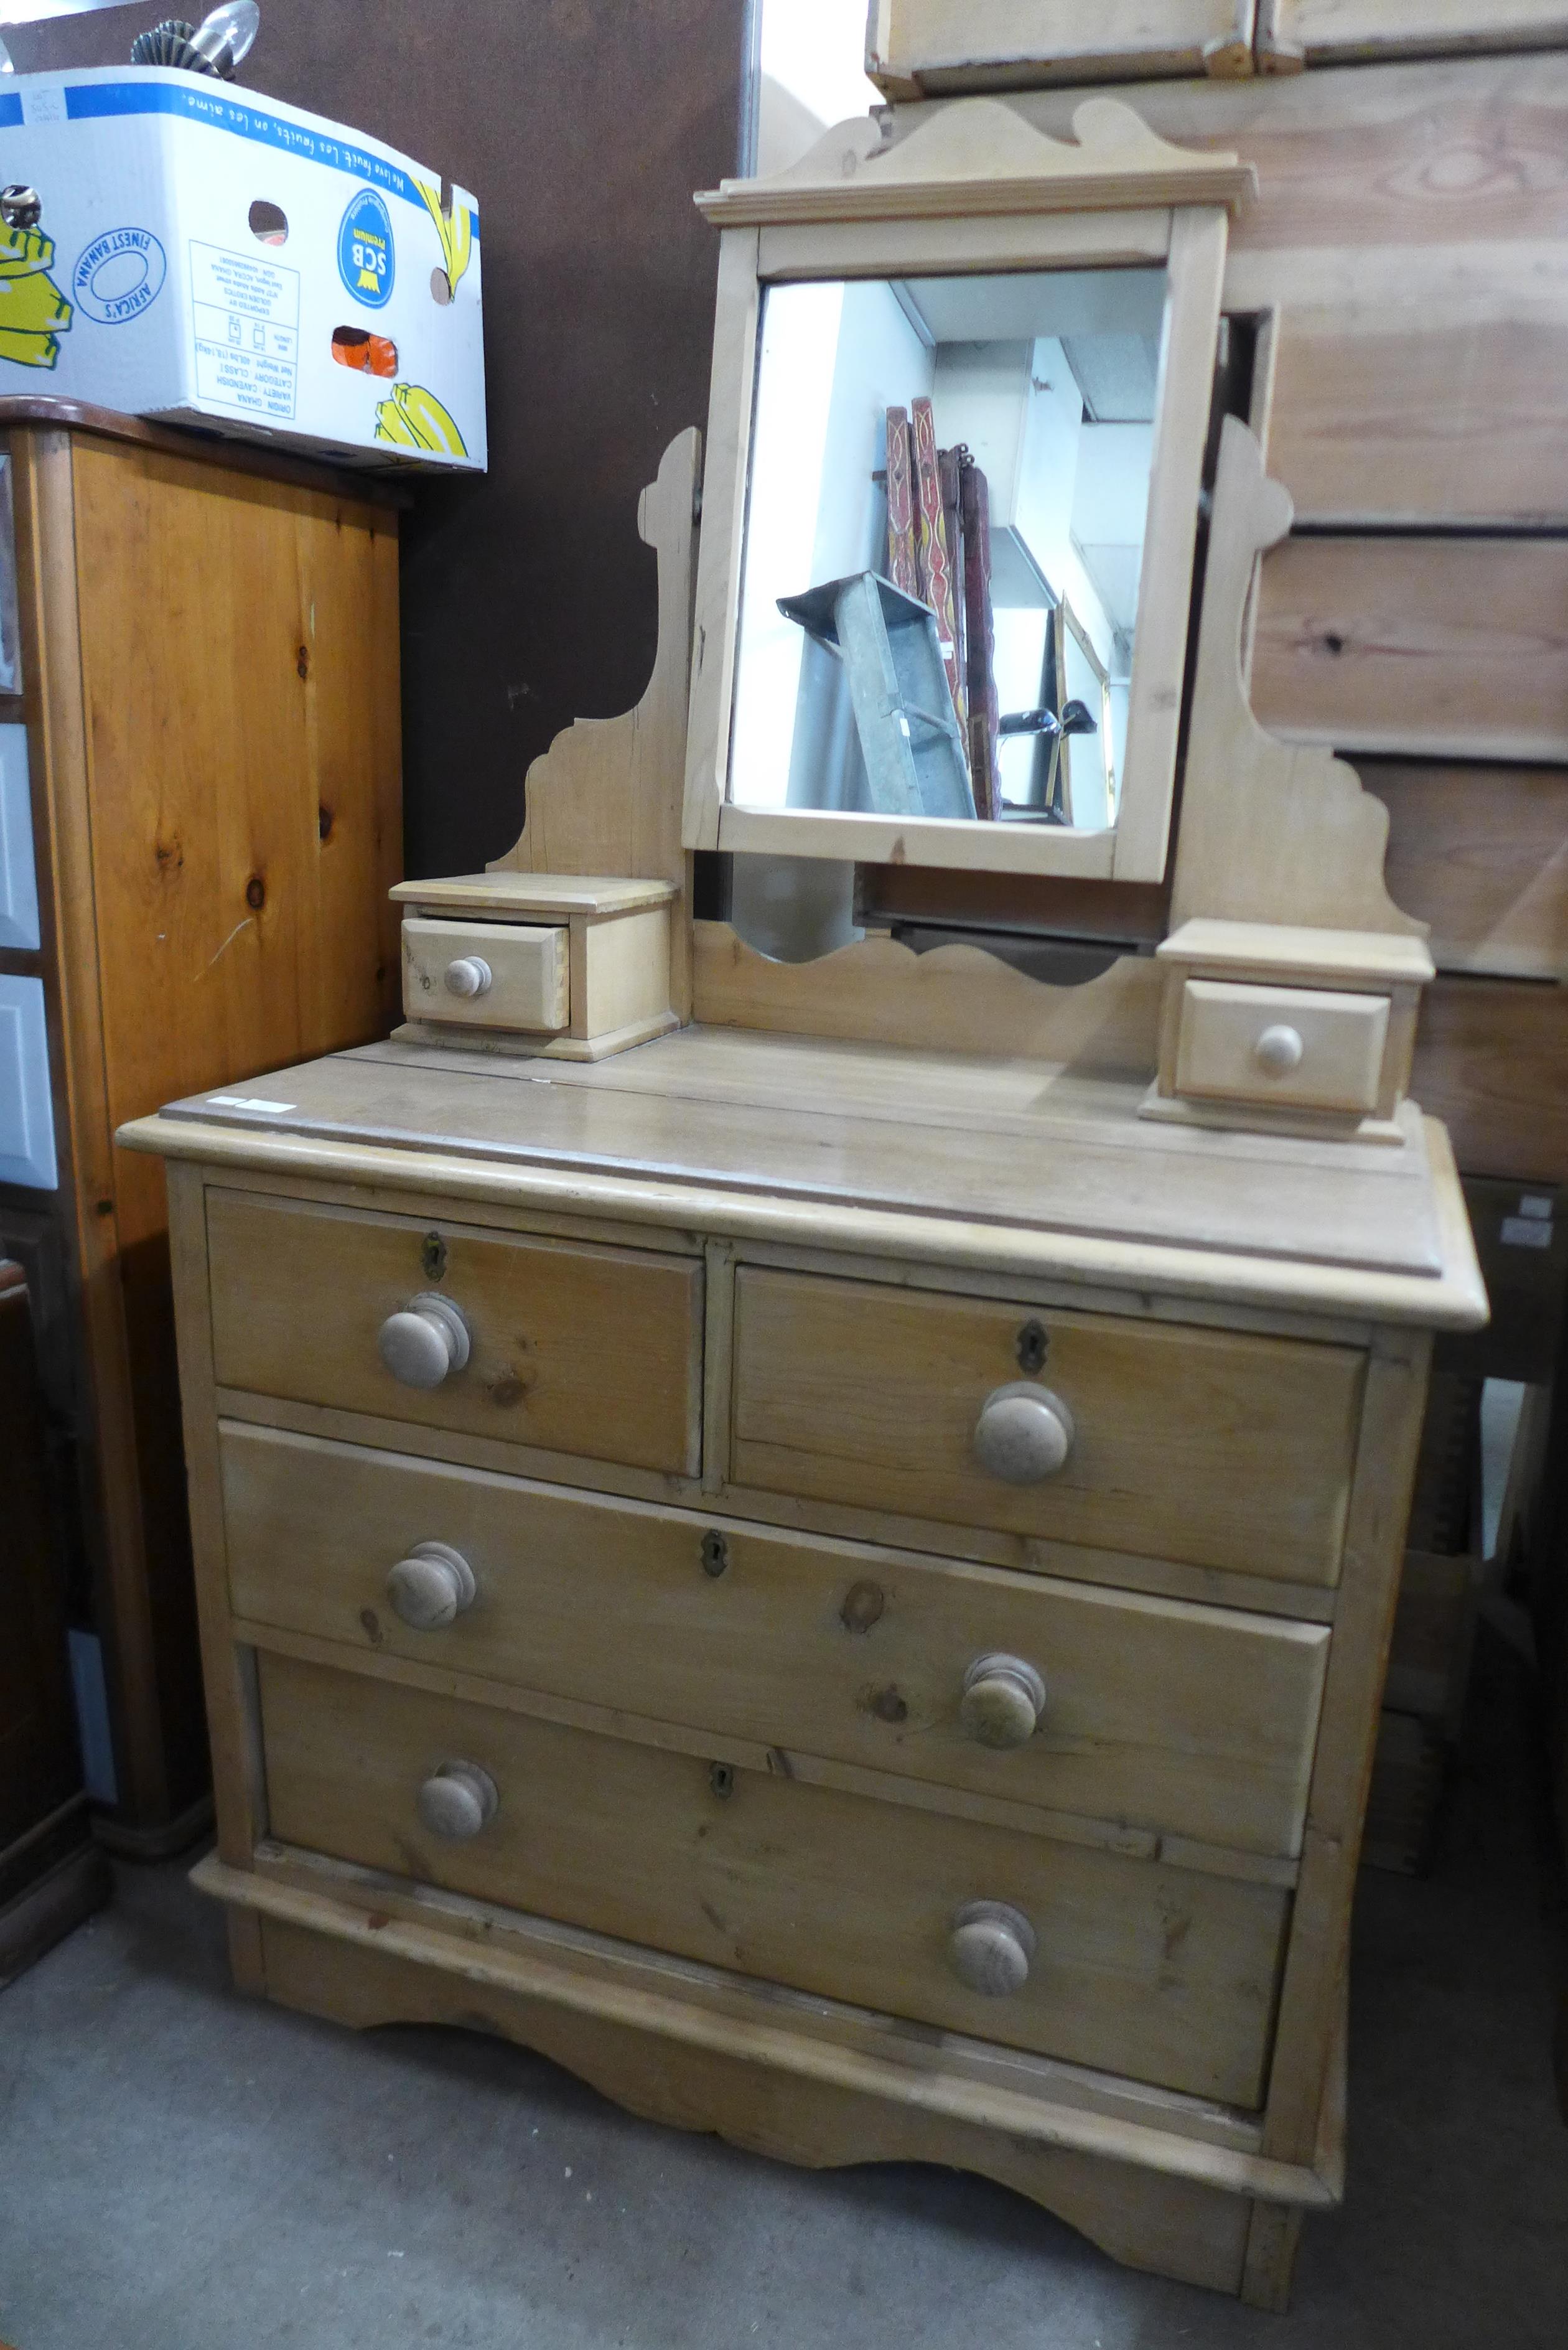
[0,725,40,952]
[0,973,57,1189]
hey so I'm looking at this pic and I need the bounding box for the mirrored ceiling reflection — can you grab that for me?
[730,268,1166,835]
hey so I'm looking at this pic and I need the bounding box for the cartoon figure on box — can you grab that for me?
[366,178,472,459]
[0,186,73,370]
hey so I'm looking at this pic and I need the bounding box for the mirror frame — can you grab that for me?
[683,98,1254,885]
[1054,599,1114,827]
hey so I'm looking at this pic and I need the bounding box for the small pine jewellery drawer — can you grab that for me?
[401,915,569,1034]
[222,1424,1330,1859]
[256,1652,1289,2105]
[1174,980,1391,1117]
[729,1270,1365,1585]
[207,1192,702,1476]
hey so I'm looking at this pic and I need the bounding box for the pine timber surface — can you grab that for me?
[1369,763,1568,981]
[134,1029,1468,1298]
[257,1650,1289,2107]
[729,1266,1362,1584]
[951,55,1568,526]
[205,1191,704,1478]
[221,1418,1330,1858]
[5,414,401,1838]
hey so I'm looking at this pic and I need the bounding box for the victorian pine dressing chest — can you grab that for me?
[123,101,1485,2311]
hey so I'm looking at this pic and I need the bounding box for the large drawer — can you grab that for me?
[257,1652,1289,2106]
[207,1191,704,1477]
[730,1269,1365,1586]
[223,1424,1330,1859]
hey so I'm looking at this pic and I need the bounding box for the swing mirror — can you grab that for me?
[730,269,1157,842]
[684,100,1251,888]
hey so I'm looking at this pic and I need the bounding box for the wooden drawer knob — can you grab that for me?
[377,1291,471,1390]
[444,955,493,999]
[416,1759,498,1841]
[948,1900,1037,1998]
[973,1383,1075,1484]
[1253,1023,1305,1078]
[386,1540,477,1631]
[959,1654,1047,1749]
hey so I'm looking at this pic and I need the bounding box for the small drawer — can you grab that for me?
[258,1651,1289,2105]
[0,725,39,951]
[1174,980,1390,1116]
[401,914,569,1034]
[0,972,57,1189]
[207,1191,703,1476]
[223,1423,1330,1859]
[729,1269,1365,1586]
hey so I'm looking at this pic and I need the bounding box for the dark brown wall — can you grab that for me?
[12,1,747,876]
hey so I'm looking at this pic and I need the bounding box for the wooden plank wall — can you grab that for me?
[975,56,1568,1185]
[868,3,1568,93]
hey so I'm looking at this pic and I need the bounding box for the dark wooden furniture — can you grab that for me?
[0,1260,108,1982]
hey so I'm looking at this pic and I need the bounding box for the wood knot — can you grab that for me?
[840,1580,885,1634]
[245,875,266,911]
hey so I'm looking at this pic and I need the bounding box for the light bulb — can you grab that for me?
[191,1,261,72]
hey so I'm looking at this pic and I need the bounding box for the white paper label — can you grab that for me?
[189,241,301,420]
[19,86,67,126]
[1500,1216,1552,1250]
[205,1094,296,1113]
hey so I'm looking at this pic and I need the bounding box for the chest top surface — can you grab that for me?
[128,1024,1485,1332]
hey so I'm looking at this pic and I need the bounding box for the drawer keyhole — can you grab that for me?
[701,1530,730,1579]
[1016,1320,1049,1375]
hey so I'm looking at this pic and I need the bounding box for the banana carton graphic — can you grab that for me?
[0,69,485,470]
[0,194,73,369]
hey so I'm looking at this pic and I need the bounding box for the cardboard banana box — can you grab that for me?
[0,68,485,471]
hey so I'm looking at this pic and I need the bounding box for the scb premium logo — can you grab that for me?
[73,225,167,324]
[338,187,394,308]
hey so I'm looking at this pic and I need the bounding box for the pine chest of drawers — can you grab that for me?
[122,1025,1485,2308]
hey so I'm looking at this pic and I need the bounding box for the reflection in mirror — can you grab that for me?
[730,269,1163,833]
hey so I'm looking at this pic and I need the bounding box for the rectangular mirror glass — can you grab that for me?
[729,269,1164,836]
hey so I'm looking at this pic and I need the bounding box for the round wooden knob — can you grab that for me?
[973,1383,1075,1484]
[377,1292,471,1390]
[444,955,493,999]
[948,1901,1037,1997]
[416,1760,498,1841]
[1253,1023,1305,1078]
[959,1654,1047,1749]
[386,1541,477,1631]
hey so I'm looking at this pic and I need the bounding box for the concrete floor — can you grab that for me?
[2,1634,1565,2350]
